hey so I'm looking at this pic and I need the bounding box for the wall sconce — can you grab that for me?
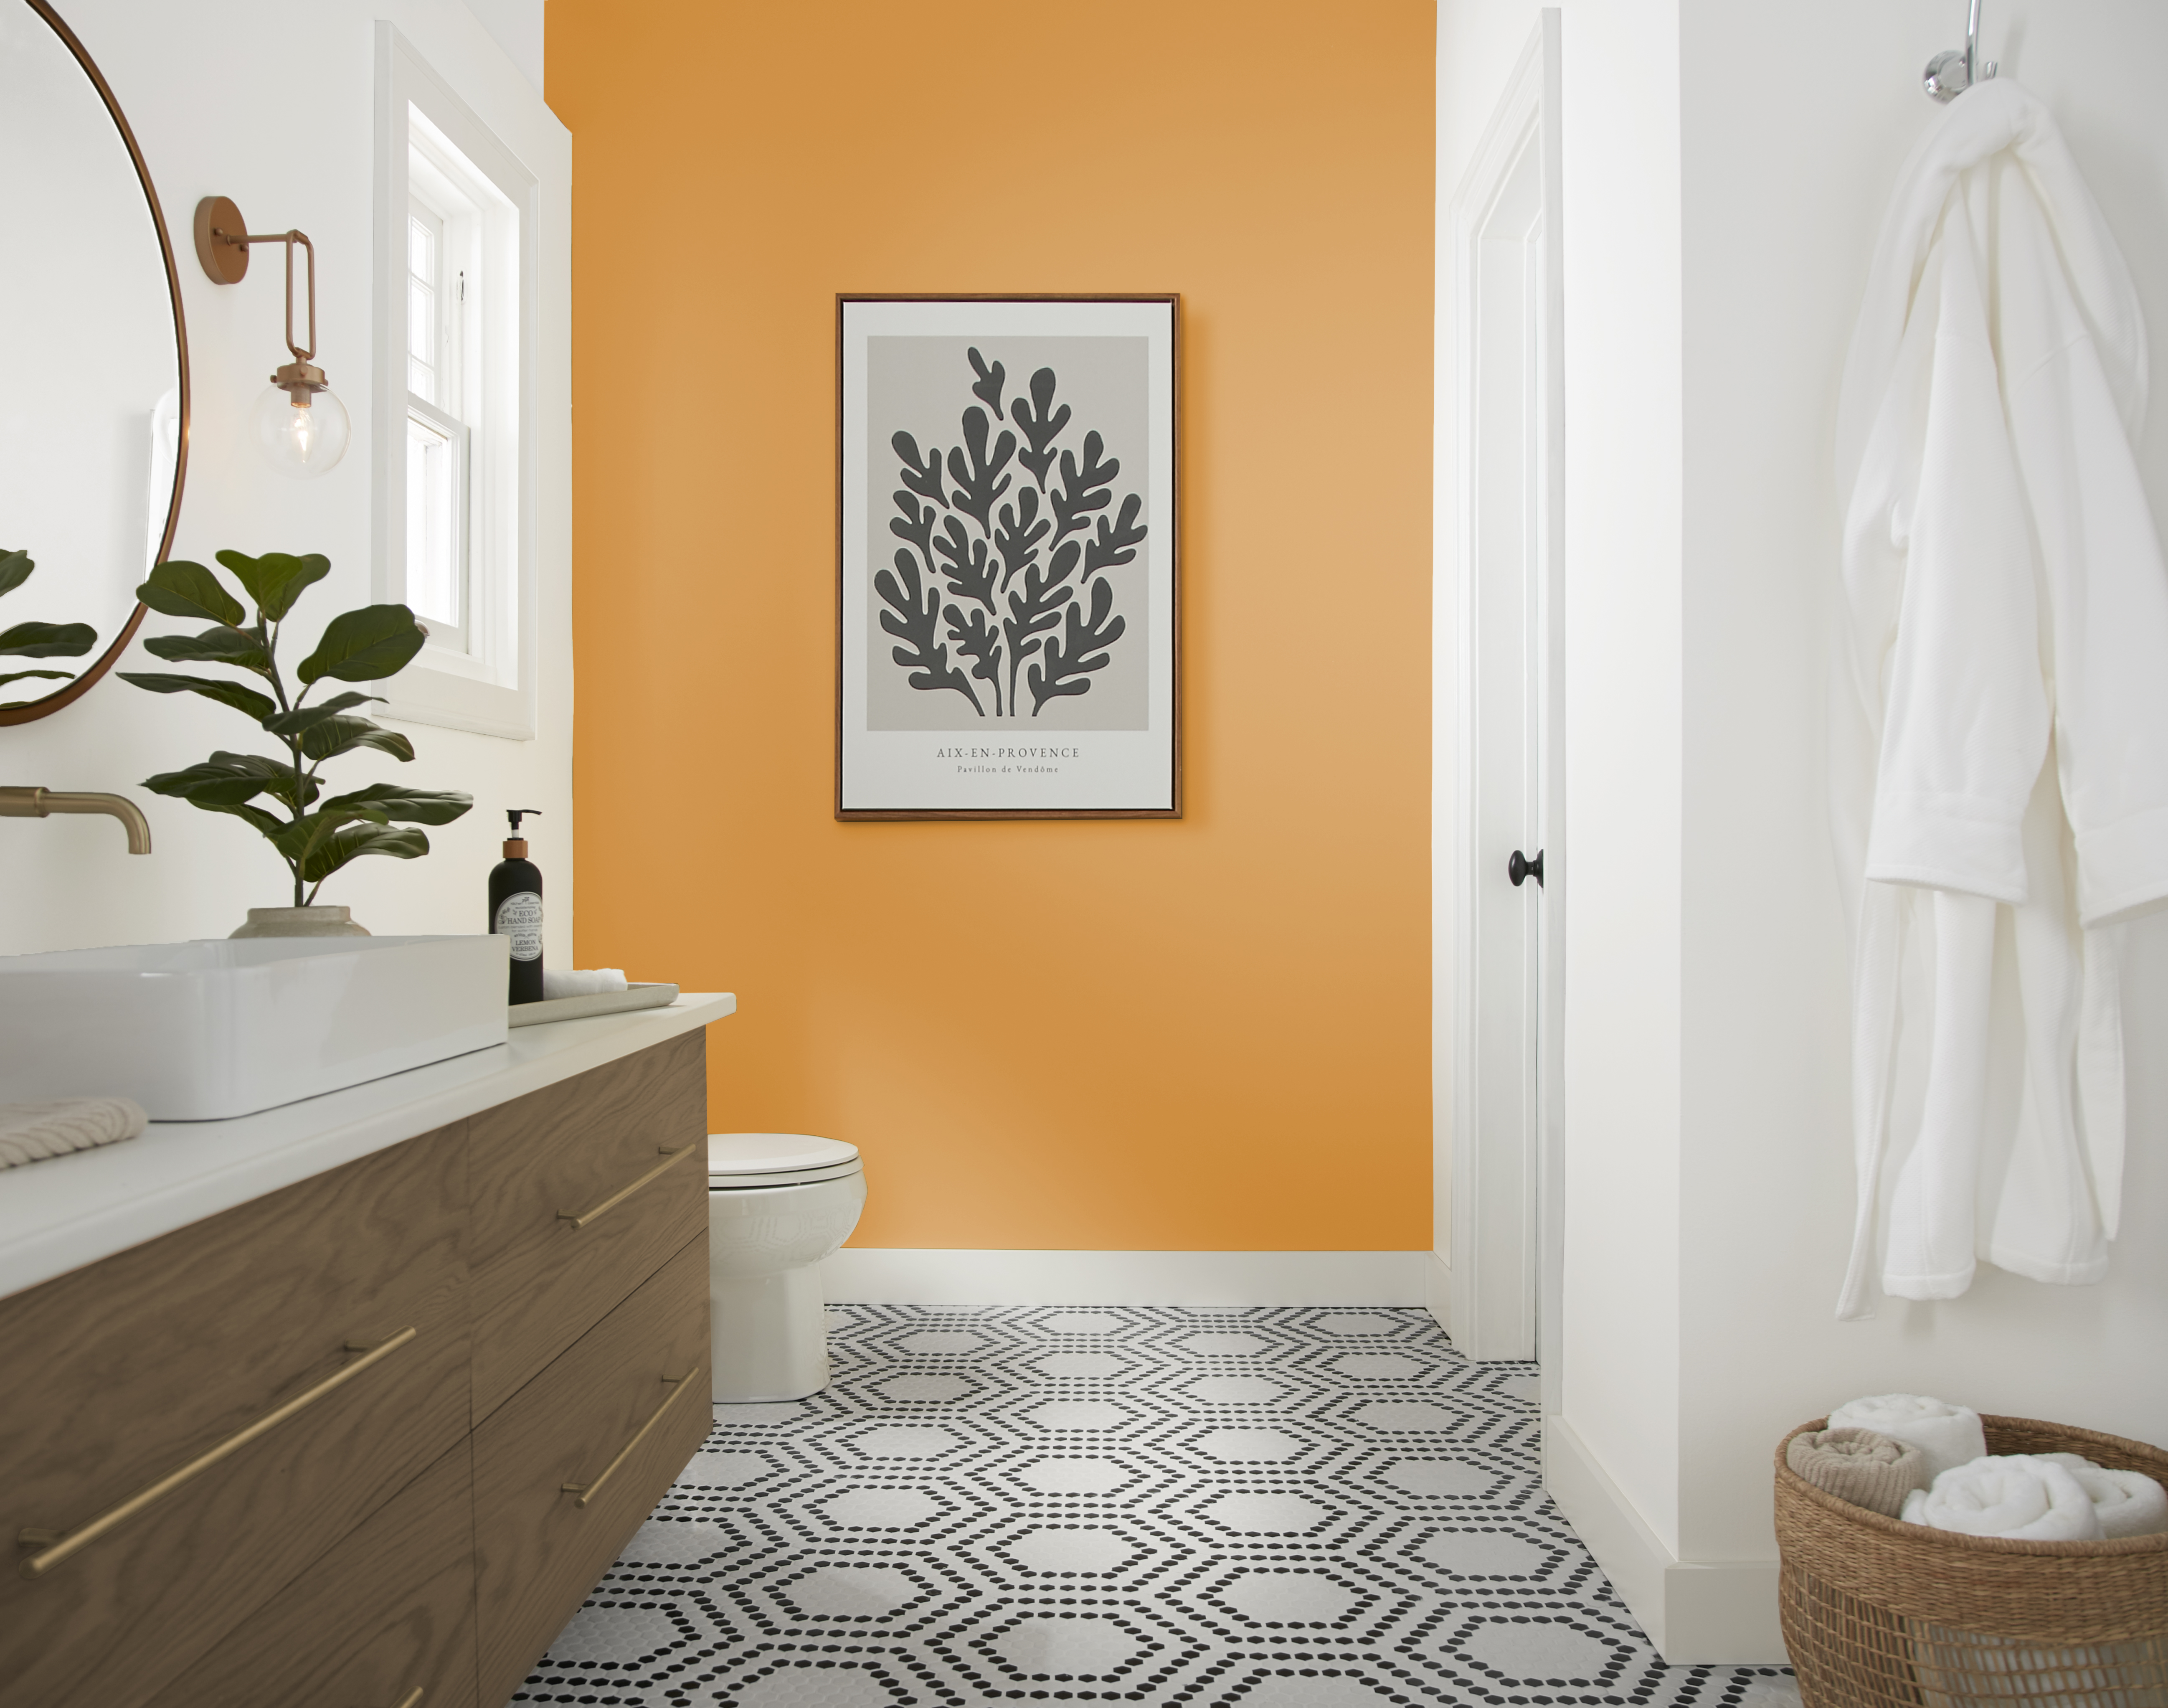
[193,196,350,479]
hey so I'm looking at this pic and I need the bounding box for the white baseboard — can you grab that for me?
[1424,1249,1452,1338]
[1543,1415,1787,1665]
[821,1249,1428,1307]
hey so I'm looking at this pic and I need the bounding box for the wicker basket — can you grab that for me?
[1775,1415,2168,1708]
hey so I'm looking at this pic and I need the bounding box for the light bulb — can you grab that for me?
[253,381,350,478]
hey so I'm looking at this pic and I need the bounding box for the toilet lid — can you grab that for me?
[707,1132,860,1181]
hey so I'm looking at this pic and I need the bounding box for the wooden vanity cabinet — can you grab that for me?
[0,1031,711,1708]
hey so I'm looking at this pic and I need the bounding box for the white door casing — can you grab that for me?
[1442,13,1564,1378]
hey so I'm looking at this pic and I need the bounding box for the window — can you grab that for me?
[373,27,541,738]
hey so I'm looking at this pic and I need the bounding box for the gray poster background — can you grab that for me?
[865,335,1150,731]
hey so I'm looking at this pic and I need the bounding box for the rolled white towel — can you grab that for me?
[541,967,629,1000]
[1901,1455,2105,1541]
[1830,1394,1988,1480]
[0,1098,149,1170]
[2042,1452,2168,1539]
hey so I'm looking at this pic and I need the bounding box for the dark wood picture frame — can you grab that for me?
[835,293,1181,821]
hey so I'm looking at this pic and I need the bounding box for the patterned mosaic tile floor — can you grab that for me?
[515,1306,1799,1707]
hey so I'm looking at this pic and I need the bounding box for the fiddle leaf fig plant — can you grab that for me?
[119,550,472,906]
[0,548,99,709]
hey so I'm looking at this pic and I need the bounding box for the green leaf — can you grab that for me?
[215,550,331,624]
[200,799,288,839]
[143,626,274,673]
[0,667,74,688]
[317,783,473,826]
[117,671,278,721]
[144,751,317,813]
[298,717,415,764]
[0,620,96,658]
[0,549,32,598]
[297,604,425,684]
[261,690,384,737]
[295,823,430,885]
[138,560,246,627]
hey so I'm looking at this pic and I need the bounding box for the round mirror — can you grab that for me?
[0,0,186,724]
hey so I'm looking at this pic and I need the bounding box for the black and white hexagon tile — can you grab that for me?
[514,1307,1801,1708]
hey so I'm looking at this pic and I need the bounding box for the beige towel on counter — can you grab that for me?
[0,1098,148,1170]
[1788,1426,1933,1517]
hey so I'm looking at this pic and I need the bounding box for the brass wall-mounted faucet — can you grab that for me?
[0,787,152,854]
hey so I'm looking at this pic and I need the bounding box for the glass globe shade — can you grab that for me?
[253,383,350,478]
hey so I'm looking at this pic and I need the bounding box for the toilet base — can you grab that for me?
[711,1263,830,1402]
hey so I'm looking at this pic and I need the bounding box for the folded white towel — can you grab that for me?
[1830,1394,1988,1480]
[0,1097,149,1170]
[2043,1452,2168,1539]
[541,967,629,1000]
[1902,1455,2105,1541]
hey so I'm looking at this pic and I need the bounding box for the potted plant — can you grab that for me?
[120,550,472,936]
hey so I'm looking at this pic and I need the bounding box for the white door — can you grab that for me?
[1444,15,1563,1371]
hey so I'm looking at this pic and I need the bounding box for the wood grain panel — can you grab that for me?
[140,1439,479,1708]
[0,1124,471,1708]
[468,1030,706,1419]
[473,1233,710,1707]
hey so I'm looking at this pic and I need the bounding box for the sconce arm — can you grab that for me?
[205,221,317,363]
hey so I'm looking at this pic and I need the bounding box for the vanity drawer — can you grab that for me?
[469,1029,706,1419]
[473,1232,710,1706]
[0,1124,471,1708]
[140,1439,479,1708]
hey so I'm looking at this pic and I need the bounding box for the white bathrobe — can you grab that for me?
[1833,81,2168,1317]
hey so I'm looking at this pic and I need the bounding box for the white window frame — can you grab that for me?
[373,25,539,739]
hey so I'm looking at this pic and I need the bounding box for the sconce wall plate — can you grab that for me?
[193,194,249,284]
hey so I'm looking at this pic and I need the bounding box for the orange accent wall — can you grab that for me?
[548,0,1434,1251]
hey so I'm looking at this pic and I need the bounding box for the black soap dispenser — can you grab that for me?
[490,809,545,1005]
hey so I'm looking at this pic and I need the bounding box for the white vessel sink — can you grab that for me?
[0,936,508,1120]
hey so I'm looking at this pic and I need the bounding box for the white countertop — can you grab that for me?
[0,992,736,1302]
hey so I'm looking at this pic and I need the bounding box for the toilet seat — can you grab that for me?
[708,1132,863,1191]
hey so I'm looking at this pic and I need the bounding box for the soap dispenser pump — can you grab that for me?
[490,808,545,1004]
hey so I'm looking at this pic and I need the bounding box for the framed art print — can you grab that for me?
[837,294,1180,819]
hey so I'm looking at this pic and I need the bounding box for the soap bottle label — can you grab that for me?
[493,892,543,962]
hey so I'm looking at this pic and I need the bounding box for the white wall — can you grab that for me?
[1440,0,2168,1662]
[1675,0,2168,1570]
[0,0,571,961]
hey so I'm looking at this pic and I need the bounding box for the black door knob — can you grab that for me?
[1509,848,1545,888]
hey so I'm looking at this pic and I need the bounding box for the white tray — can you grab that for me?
[507,982,680,1028]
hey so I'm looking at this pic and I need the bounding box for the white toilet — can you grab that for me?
[706,1132,866,1403]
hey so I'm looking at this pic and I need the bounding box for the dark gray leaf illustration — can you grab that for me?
[1011,367,1070,490]
[944,602,1006,716]
[967,348,1006,419]
[1083,492,1147,581]
[1050,431,1118,551]
[1003,541,1080,715]
[876,546,982,715]
[1028,575,1125,713]
[995,487,1048,594]
[945,407,1016,535]
[882,348,1140,721]
[890,490,938,571]
[933,516,999,610]
[893,432,949,509]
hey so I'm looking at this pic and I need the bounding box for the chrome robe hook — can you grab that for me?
[1925,0,1998,102]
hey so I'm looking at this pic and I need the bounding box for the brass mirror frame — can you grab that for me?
[0,0,190,726]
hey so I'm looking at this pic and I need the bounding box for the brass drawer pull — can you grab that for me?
[558,1143,697,1231]
[389,1691,423,1708]
[561,1365,703,1509]
[16,1328,418,1581]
